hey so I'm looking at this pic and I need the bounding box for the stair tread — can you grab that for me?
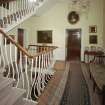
[15,98,38,105]
[0,87,26,105]
[0,76,14,91]
[0,68,5,73]
[23,98,38,105]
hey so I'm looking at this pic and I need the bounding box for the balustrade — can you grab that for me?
[0,29,57,101]
[0,0,45,29]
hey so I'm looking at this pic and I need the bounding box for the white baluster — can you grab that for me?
[49,51,52,68]
[25,0,27,13]
[27,0,29,13]
[14,1,17,21]
[24,0,27,15]
[16,0,19,21]
[8,2,10,16]
[4,38,10,78]
[33,56,38,99]
[30,58,34,84]
[19,51,24,89]
[1,4,4,28]
[41,54,45,90]
[25,55,30,98]
[7,2,11,24]
[10,42,15,79]
[0,5,2,20]
[1,46,6,73]
[43,53,46,70]
[11,1,14,24]
[8,2,12,24]
[47,52,50,69]
[45,53,48,84]
[45,53,48,70]
[51,50,55,68]
[15,46,20,88]
[43,53,47,85]
[5,3,8,27]
[18,0,21,20]
[23,0,25,15]
[21,0,23,16]
[37,56,41,96]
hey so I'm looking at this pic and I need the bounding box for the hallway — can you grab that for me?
[60,61,90,105]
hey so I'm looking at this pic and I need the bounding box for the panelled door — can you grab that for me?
[66,29,81,61]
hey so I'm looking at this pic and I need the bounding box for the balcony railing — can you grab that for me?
[0,29,57,102]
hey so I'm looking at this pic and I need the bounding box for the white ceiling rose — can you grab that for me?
[68,0,90,15]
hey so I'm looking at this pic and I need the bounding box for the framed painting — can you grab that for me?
[89,25,97,33]
[89,35,97,44]
[37,30,52,44]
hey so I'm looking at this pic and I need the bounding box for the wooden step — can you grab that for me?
[0,68,5,76]
[22,98,38,105]
[0,76,14,91]
[0,87,26,105]
[15,98,38,105]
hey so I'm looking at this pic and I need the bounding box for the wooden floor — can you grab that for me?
[69,61,85,105]
[60,61,102,105]
[81,63,102,105]
[60,61,90,105]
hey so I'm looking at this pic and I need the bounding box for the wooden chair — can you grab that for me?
[89,55,105,105]
[3,17,7,27]
[0,19,3,28]
[7,15,11,24]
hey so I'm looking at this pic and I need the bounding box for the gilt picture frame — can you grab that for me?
[89,25,97,33]
[37,30,52,44]
[89,35,97,44]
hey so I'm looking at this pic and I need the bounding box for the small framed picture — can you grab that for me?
[89,35,97,44]
[89,25,97,33]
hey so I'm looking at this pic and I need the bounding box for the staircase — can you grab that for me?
[0,76,37,105]
[0,29,57,105]
[0,0,46,32]
[0,1,58,104]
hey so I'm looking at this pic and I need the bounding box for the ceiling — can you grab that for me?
[35,0,90,16]
[35,0,69,16]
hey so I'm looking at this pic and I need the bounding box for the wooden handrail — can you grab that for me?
[0,29,57,59]
[28,44,58,50]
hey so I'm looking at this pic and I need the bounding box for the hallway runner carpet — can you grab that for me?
[60,61,91,105]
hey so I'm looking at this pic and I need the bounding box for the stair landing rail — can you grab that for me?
[0,29,57,101]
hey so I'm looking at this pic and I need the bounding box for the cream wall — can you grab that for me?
[7,17,33,48]
[7,0,104,61]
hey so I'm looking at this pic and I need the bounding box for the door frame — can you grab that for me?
[65,28,82,61]
[17,28,24,62]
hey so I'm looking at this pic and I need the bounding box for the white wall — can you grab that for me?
[7,0,104,61]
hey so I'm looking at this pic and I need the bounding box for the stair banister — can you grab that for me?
[0,29,32,58]
[0,29,57,101]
